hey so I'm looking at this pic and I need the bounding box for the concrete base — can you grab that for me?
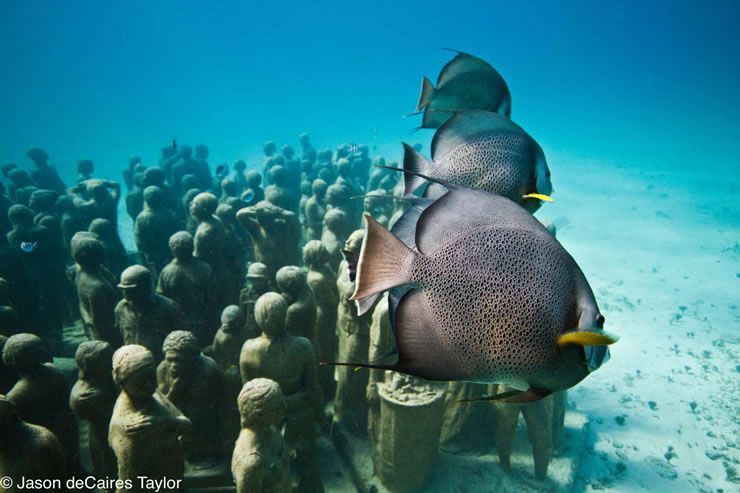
[333,411,589,493]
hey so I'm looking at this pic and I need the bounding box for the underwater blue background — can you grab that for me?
[1,0,739,177]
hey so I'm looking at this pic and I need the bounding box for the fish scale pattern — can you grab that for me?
[436,133,535,203]
[410,226,576,384]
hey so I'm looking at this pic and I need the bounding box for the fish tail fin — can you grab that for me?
[417,76,435,111]
[352,214,417,315]
[401,142,432,195]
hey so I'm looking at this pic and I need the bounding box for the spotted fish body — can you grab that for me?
[402,110,552,212]
[418,50,511,129]
[351,185,610,398]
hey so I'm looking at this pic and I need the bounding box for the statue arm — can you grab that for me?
[234,455,266,493]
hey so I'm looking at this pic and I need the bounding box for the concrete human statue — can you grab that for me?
[2,333,81,476]
[245,170,265,204]
[239,263,271,338]
[303,240,340,403]
[71,232,122,348]
[304,179,327,241]
[26,147,66,194]
[236,201,301,277]
[334,229,371,435]
[366,293,394,443]
[157,231,219,346]
[261,141,278,180]
[215,203,248,301]
[114,265,185,361]
[363,190,393,228]
[157,331,228,465]
[265,165,299,213]
[68,178,121,228]
[89,217,129,280]
[275,265,318,344]
[206,305,247,372]
[69,341,118,480]
[231,378,290,493]
[141,167,180,218]
[239,293,323,492]
[299,132,317,165]
[0,278,20,337]
[109,345,191,493]
[191,192,235,306]
[321,208,351,273]
[134,185,181,277]
[0,394,67,491]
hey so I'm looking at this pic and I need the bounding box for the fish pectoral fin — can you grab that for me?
[558,330,620,347]
[522,193,554,202]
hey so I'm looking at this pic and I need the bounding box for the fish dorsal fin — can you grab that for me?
[557,330,620,347]
[431,110,526,162]
[414,186,546,256]
[436,50,499,86]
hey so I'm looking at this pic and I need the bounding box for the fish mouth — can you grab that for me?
[582,345,611,372]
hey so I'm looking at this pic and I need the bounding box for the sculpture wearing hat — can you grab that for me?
[0,394,67,490]
[231,378,290,493]
[70,341,118,479]
[109,345,190,493]
[114,265,185,361]
[157,231,219,346]
[239,263,271,338]
[2,333,81,475]
[240,293,323,492]
[71,232,122,348]
[157,331,228,464]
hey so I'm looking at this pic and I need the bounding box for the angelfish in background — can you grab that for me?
[400,110,553,213]
[416,50,512,129]
[334,184,618,403]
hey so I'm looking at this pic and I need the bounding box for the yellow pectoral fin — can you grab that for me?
[522,193,554,202]
[558,330,619,347]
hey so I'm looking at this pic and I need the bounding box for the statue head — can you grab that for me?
[7,169,32,187]
[181,174,199,192]
[317,148,332,163]
[233,160,247,173]
[112,345,157,400]
[55,195,75,214]
[143,185,165,209]
[7,204,34,227]
[263,141,276,156]
[311,179,327,199]
[337,158,352,178]
[118,265,153,303]
[129,155,142,168]
[246,262,269,291]
[195,144,209,160]
[86,179,112,203]
[190,192,218,220]
[254,292,287,338]
[245,170,262,188]
[336,143,350,159]
[29,189,58,214]
[325,183,350,208]
[215,203,235,224]
[282,144,295,159]
[142,167,165,188]
[300,180,312,196]
[77,159,94,176]
[345,229,365,254]
[299,132,311,147]
[1,163,17,178]
[268,165,289,187]
[220,305,245,334]
[168,231,193,261]
[88,218,115,239]
[323,208,349,234]
[26,147,49,166]
[75,340,114,383]
[2,333,50,372]
[221,177,238,197]
[237,378,285,428]
[71,232,106,269]
[180,145,193,159]
[302,240,330,268]
[275,265,306,301]
[162,331,200,379]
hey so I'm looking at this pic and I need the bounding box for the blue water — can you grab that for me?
[2,1,739,491]
[2,1,739,175]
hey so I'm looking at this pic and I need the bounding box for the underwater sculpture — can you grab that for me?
[237,200,301,277]
[0,278,20,337]
[416,50,511,129]
[239,292,323,492]
[276,265,318,344]
[0,394,67,491]
[334,230,371,434]
[207,305,247,372]
[115,265,184,361]
[231,378,291,493]
[303,240,340,403]
[346,184,617,402]
[265,165,300,213]
[77,159,94,182]
[2,333,81,475]
[245,170,265,204]
[70,341,118,479]
[68,178,121,229]
[157,231,219,346]
[239,262,271,339]
[366,293,394,443]
[134,185,181,277]
[304,178,328,241]
[321,208,351,272]
[27,147,66,194]
[71,232,122,347]
[109,345,191,493]
[89,217,129,280]
[400,110,553,212]
[157,331,228,464]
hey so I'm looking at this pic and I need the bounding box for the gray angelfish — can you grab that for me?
[417,50,511,129]
[401,109,553,213]
[337,185,617,402]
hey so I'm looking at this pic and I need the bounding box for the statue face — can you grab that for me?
[121,284,149,303]
[121,365,157,399]
[164,350,194,379]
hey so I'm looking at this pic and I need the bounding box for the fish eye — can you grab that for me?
[596,314,605,326]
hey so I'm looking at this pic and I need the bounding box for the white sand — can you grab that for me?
[536,154,739,492]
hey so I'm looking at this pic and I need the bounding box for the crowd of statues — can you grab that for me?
[0,137,566,492]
